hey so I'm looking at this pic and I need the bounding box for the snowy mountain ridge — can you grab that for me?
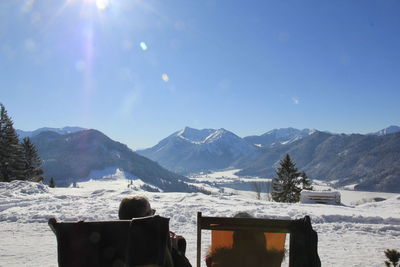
[244,127,316,148]
[369,125,400,136]
[175,127,235,145]
[137,127,256,174]
[176,127,216,144]
[16,126,86,139]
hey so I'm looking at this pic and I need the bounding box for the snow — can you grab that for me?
[1,172,400,267]
[203,129,228,143]
[193,169,242,179]
[176,127,214,145]
[280,136,302,145]
[370,125,400,136]
[176,128,240,146]
[176,128,225,145]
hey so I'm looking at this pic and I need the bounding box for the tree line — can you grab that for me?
[0,104,43,182]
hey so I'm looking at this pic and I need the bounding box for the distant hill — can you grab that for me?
[31,129,195,192]
[369,125,400,136]
[137,127,256,174]
[16,127,86,139]
[243,127,315,147]
[234,131,400,193]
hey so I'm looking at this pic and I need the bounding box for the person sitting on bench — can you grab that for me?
[119,196,192,267]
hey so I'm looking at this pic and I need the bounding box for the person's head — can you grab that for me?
[232,212,266,251]
[118,195,155,219]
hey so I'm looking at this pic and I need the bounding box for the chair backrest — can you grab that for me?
[49,215,170,267]
[197,212,321,267]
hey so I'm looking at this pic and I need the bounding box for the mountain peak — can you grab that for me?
[138,127,255,173]
[176,127,237,144]
[177,127,215,143]
[370,125,400,136]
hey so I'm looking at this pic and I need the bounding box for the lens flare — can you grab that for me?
[140,42,148,51]
[162,74,169,82]
[96,0,109,10]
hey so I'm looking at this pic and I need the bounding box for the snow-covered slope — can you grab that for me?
[370,125,400,136]
[1,177,399,267]
[138,127,256,174]
[176,127,216,144]
[244,127,315,147]
[31,129,193,192]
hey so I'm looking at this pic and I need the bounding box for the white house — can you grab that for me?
[300,190,341,205]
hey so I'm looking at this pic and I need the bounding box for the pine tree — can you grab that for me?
[299,171,313,190]
[0,104,25,181]
[22,137,43,181]
[271,154,303,203]
[252,182,263,200]
[384,249,400,267]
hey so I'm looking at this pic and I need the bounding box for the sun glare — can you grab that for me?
[96,0,109,10]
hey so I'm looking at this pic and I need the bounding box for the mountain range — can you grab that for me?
[234,131,400,192]
[137,127,330,174]
[243,127,316,147]
[17,125,400,193]
[138,126,400,193]
[29,129,196,192]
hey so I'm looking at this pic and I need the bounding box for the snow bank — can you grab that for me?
[0,180,399,266]
[0,180,49,196]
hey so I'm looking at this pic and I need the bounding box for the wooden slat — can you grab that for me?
[197,212,202,267]
[199,215,292,233]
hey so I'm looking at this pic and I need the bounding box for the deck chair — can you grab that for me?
[196,212,320,267]
[49,215,171,267]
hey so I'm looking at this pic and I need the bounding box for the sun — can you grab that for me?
[95,0,109,10]
[79,0,110,11]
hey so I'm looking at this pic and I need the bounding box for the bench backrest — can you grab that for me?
[49,215,170,267]
[197,212,321,267]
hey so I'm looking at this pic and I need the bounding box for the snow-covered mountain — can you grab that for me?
[30,129,197,192]
[235,131,400,193]
[16,126,86,139]
[137,127,256,174]
[244,127,315,147]
[369,125,400,136]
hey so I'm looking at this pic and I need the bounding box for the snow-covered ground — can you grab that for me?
[1,170,399,266]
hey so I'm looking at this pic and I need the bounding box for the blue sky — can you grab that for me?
[1,0,399,149]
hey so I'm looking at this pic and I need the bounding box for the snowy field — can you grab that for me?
[1,169,399,266]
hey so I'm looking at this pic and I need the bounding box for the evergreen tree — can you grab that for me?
[22,137,43,181]
[0,104,25,181]
[384,249,400,267]
[252,182,263,200]
[271,154,303,203]
[299,171,313,190]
